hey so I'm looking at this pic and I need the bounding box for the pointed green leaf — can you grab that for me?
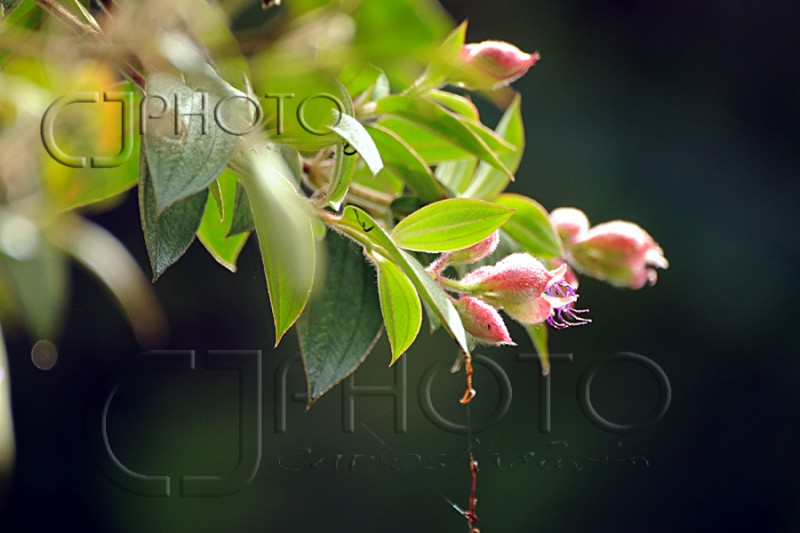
[380,117,472,163]
[526,323,550,376]
[375,255,421,364]
[139,150,208,280]
[330,206,469,355]
[297,233,383,404]
[462,95,525,199]
[143,72,242,213]
[228,183,255,236]
[322,92,357,209]
[409,21,467,93]
[425,89,479,121]
[329,113,384,176]
[197,170,249,272]
[435,157,478,194]
[494,193,563,259]
[366,123,445,203]
[239,148,315,345]
[391,198,513,252]
[374,96,514,178]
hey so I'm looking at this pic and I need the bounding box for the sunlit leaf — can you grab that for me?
[375,95,514,178]
[366,123,445,202]
[239,146,315,345]
[526,323,550,376]
[375,255,421,364]
[495,193,563,259]
[391,198,513,252]
[197,170,250,272]
[330,206,469,355]
[462,94,524,199]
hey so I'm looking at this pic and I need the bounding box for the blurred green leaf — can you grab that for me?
[197,170,249,272]
[374,95,513,178]
[48,215,168,348]
[435,157,478,194]
[331,206,469,355]
[297,233,383,404]
[462,94,524,199]
[139,150,208,280]
[380,117,472,163]
[0,223,67,339]
[330,113,384,176]
[366,123,445,202]
[391,198,513,252]
[526,323,550,376]
[409,21,467,93]
[143,72,240,213]
[1,0,23,18]
[239,147,315,345]
[495,193,563,259]
[375,254,421,364]
[425,89,479,121]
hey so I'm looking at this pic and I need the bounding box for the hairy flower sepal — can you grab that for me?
[458,253,567,307]
[454,296,514,346]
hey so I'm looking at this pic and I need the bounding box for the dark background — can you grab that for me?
[3,0,800,531]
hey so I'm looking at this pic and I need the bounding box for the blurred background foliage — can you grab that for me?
[1,0,799,531]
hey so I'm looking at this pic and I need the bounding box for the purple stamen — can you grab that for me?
[545,280,591,330]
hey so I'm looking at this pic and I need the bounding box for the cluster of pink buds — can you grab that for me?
[549,208,669,289]
[428,232,590,345]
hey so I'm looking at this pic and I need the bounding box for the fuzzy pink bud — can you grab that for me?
[570,221,669,289]
[461,41,539,87]
[447,231,500,266]
[454,296,514,345]
[461,253,566,306]
[550,207,589,247]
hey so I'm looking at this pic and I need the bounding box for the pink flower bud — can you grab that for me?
[447,231,500,266]
[549,207,589,246]
[461,253,567,306]
[570,221,669,289]
[454,296,514,345]
[461,41,539,87]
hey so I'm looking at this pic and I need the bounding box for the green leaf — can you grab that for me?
[1,0,23,19]
[409,21,467,93]
[526,323,550,376]
[425,89,479,121]
[462,94,525,199]
[143,72,241,213]
[380,117,472,163]
[197,170,249,272]
[322,91,357,210]
[228,183,255,236]
[0,226,67,339]
[374,96,514,177]
[329,113,384,176]
[297,233,383,404]
[375,255,421,364]
[239,147,315,345]
[330,206,469,355]
[139,150,208,280]
[435,157,478,194]
[366,123,445,203]
[391,198,513,252]
[494,193,563,259]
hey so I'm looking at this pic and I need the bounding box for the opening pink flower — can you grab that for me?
[460,253,565,306]
[569,220,669,289]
